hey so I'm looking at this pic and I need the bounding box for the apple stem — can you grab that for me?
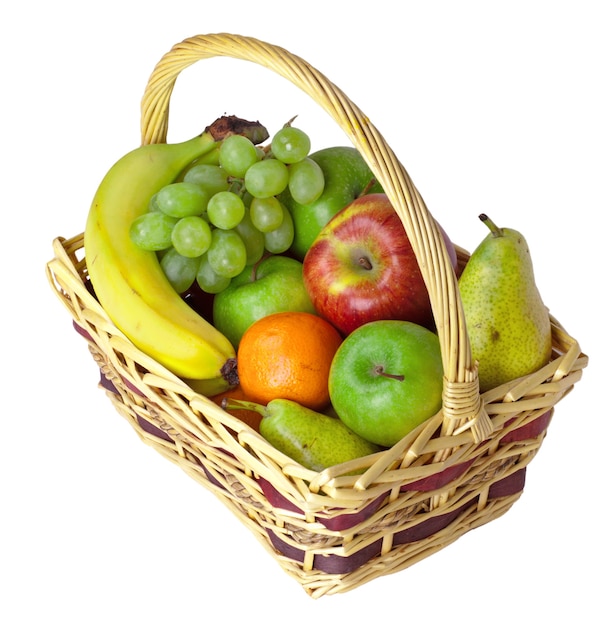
[250,252,272,282]
[359,177,377,197]
[479,213,503,237]
[374,365,405,382]
[358,256,373,271]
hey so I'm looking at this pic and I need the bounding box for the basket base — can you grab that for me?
[265,468,525,576]
[100,365,531,596]
[264,484,524,598]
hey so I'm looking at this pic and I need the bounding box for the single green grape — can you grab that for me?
[183,163,230,195]
[271,126,311,164]
[219,134,260,178]
[207,228,247,278]
[207,191,246,230]
[196,255,231,294]
[249,196,285,233]
[244,158,289,198]
[148,193,161,212]
[171,216,213,257]
[160,247,200,293]
[264,202,294,254]
[157,182,209,218]
[234,212,266,265]
[287,157,325,205]
[129,211,178,251]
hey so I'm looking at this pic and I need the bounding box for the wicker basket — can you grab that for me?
[46,33,587,598]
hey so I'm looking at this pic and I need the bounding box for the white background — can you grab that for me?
[2,1,612,623]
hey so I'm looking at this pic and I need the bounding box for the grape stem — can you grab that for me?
[227,178,245,195]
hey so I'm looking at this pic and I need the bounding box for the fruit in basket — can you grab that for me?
[271,123,325,203]
[262,202,295,254]
[221,397,380,472]
[218,133,260,177]
[159,247,202,293]
[270,124,312,163]
[286,157,326,205]
[212,255,316,349]
[129,211,178,251]
[245,158,290,198]
[130,121,323,294]
[157,181,210,218]
[234,211,266,265]
[84,116,266,392]
[236,311,343,411]
[303,193,456,336]
[329,320,444,447]
[280,146,384,260]
[206,228,248,278]
[458,214,552,392]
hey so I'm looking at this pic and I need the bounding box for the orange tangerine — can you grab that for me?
[237,311,343,410]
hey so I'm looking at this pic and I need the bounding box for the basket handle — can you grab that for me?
[140,33,491,445]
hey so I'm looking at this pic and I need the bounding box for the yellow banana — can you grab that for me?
[84,128,240,393]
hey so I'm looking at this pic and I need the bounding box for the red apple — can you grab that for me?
[302,193,456,336]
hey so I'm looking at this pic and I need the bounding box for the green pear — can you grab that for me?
[458,214,552,392]
[222,397,380,471]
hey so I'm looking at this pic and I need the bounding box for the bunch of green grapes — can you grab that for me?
[129,124,325,294]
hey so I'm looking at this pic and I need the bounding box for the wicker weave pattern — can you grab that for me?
[46,34,587,597]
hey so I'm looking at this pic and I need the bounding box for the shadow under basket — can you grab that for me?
[46,34,588,598]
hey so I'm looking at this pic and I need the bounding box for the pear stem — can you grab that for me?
[479,213,503,237]
[374,365,405,382]
[221,397,267,416]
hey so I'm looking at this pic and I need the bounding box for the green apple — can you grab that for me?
[328,320,443,447]
[279,146,383,260]
[212,254,315,349]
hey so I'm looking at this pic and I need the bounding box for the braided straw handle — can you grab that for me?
[140,33,492,445]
